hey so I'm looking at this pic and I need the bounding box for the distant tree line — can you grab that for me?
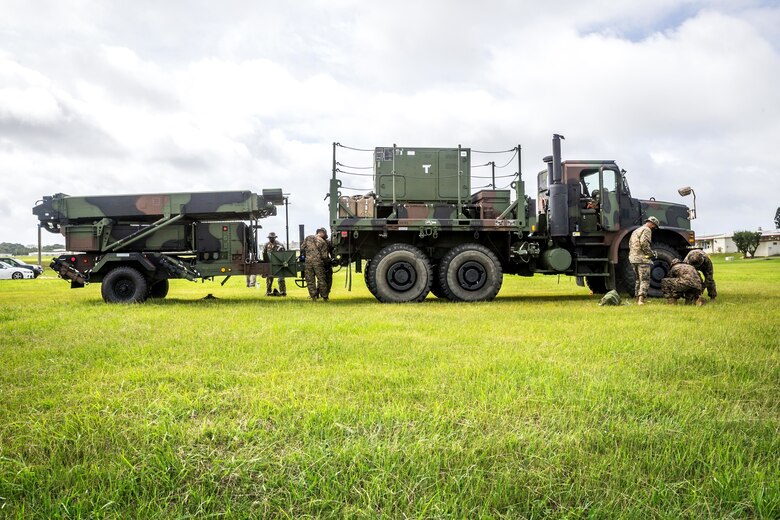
[0,243,65,255]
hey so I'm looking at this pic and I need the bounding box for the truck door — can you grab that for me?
[599,167,620,231]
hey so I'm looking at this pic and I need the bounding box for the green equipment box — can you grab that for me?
[374,147,470,203]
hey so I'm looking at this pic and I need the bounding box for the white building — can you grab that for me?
[694,230,780,257]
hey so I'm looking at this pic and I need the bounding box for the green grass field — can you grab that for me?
[1,256,778,518]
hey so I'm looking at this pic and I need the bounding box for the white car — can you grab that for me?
[0,260,34,279]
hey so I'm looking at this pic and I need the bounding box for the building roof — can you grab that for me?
[695,230,780,241]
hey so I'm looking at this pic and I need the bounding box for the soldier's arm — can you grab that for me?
[640,229,654,258]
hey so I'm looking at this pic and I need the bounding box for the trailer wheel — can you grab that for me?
[368,244,432,303]
[101,266,149,303]
[147,279,170,299]
[615,244,680,297]
[439,244,502,302]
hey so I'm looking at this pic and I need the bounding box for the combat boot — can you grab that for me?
[695,296,706,306]
[637,296,646,306]
[666,298,677,305]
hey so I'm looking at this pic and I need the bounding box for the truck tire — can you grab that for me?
[368,244,432,303]
[439,244,503,302]
[101,266,149,303]
[363,260,378,297]
[615,250,634,295]
[147,279,170,299]
[615,244,680,298]
[586,276,608,294]
[429,264,448,299]
[648,243,680,298]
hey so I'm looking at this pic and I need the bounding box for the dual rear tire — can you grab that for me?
[364,243,503,303]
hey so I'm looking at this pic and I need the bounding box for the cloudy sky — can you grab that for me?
[2,0,779,246]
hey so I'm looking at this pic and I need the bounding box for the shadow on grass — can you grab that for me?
[87,292,601,307]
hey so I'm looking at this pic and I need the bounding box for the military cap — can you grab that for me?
[316,227,328,238]
[646,216,660,228]
[267,232,277,239]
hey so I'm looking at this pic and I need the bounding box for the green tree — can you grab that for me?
[732,230,761,258]
[0,243,31,255]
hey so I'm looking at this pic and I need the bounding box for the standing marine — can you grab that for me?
[684,249,716,300]
[628,216,660,305]
[301,227,331,301]
[263,232,287,296]
[661,259,705,305]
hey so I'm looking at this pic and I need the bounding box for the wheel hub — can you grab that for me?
[386,261,416,291]
[457,261,487,291]
[650,261,668,287]
[115,279,134,298]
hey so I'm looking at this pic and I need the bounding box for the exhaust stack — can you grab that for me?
[546,134,568,237]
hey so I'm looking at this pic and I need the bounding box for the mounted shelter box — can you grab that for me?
[374,147,470,203]
[471,190,511,219]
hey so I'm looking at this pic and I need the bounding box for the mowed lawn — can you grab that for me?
[1,256,778,518]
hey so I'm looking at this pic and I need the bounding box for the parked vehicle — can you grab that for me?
[0,257,43,277]
[329,135,695,302]
[0,260,35,280]
[33,189,295,303]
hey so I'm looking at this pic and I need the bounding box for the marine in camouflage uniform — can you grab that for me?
[661,259,704,305]
[263,232,287,296]
[323,238,335,295]
[684,249,716,300]
[628,216,659,305]
[302,227,331,300]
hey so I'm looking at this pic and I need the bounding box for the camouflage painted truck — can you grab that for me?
[329,134,695,302]
[33,190,297,303]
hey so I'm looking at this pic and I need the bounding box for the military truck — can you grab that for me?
[329,134,695,302]
[33,190,297,303]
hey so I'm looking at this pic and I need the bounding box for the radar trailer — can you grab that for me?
[33,189,297,303]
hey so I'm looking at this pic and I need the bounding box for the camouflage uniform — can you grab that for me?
[684,249,716,299]
[323,239,335,294]
[302,230,330,300]
[263,237,287,296]
[628,223,654,298]
[661,261,703,303]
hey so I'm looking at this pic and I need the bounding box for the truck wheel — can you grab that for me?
[615,244,680,297]
[648,243,680,298]
[439,244,502,302]
[147,279,170,299]
[429,264,449,299]
[363,260,378,297]
[586,277,608,294]
[615,250,635,296]
[368,244,432,303]
[101,266,149,303]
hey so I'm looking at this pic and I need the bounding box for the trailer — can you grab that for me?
[33,189,297,303]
